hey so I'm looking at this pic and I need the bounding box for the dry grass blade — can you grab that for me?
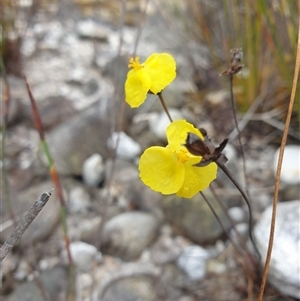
[257,18,300,301]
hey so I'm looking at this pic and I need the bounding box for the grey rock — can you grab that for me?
[273,145,300,184]
[101,276,156,301]
[101,211,160,261]
[68,241,102,272]
[44,103,110,175]
[107,131,141,161]
[1,181,61,244]
[254,200,300,299]
[151,234,185,265]
[76,19,110,41]
[82,153,105,187]
[162,193,230,244]
[68,186,92,213]
[6,266,67,301]
[26,95,76,131]
[176,245,210,281]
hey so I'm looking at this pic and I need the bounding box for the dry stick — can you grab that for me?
[257,20,300,301]
[0,190,53,262]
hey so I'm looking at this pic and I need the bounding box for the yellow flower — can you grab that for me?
[138,120,218,198]
[125,53,176,108]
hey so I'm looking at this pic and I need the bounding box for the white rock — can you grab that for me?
[228,207,247,224]
[176,245,210,281]
[69,241,102,272]
[273,145,300,184]
[68,187,91,213]
[82,153,105,187]
[254,200,300,298]
[76,19,110,41]
[107,131,141,161]
[229,223,249,246]
[148,108,184,141]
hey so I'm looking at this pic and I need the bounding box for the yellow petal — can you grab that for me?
[176,162,217,198]
[143,53,176,94]
[166,120,204,152]
[125,69,151,108]
[139,146,185,195]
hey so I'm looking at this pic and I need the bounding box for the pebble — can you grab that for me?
[101,211,160,261]
[76,19,110,41]
[68,186,92,213]
[176,245,210,281]
[162,193,230,244]
[227,206,247,224]
[82,153,105,187]
[68,241,102,272]
[148,109,184,141]
[107,131,141,161]
[229,222,249,246]
[254,200,300,298]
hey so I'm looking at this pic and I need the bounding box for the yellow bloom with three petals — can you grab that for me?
[125,53,176,108]
[138,120,218,198]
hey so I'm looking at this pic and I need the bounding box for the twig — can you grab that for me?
[0,189,53,262]
[257,18,300,301]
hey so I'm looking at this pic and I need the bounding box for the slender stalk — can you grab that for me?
[24,76,75,300]
[200,191,242,255]
[157,92,173,122]
[216,162,261,264]
[209,185,256,266]
[257,20,300,301]
[200,191,254,301]
[229,74,250,200]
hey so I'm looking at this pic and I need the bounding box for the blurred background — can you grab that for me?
[1,1,299,300]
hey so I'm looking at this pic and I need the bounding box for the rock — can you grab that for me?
[6,266,67,301]
[76,19,110,41]
[227,206,247,224]
[44,103,110,175]
[25,95,76,131]
[68,241,102,271]
[176,245,210,281]
[101,211,160,261]
[151,229,185,264]
[82,153,105,187]
[162,193,230,244]
[107,131,141,161]
[148,109,185,141]
[254,200,300,299]
[101,276,156,301]
[68,186,92,213]
[229,223,249,246]
[273,145,300,184]
[1,181,61,244]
